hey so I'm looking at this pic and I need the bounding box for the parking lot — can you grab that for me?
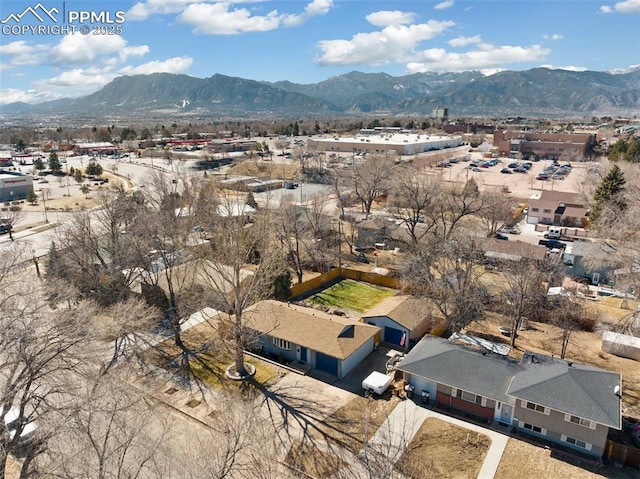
[434,153,590,199]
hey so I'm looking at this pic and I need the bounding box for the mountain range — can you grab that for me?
[2,67,639,121]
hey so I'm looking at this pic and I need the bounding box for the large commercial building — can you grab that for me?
[493,130,597,160]
[307,132,463,156]
[0,172,33,202]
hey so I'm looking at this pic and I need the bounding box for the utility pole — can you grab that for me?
[42,188,49,223]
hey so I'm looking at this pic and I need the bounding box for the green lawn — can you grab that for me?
[307,279,395,313]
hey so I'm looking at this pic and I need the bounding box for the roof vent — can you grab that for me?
[567,361,573,367]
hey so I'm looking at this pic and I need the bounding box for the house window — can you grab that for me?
[454,389,486,407]
[521,422,547,436]
[543,209,552,214]
[531,207,540,212]
[522,400,550,415]
[565,414,596,429]
[273,338,290,350]
[561,435,591,450]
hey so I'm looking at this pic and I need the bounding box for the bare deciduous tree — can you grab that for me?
[402,234,488,333]
[345,154,394,217]
[501,258,549,347]
[197,194,289,377]
[0,247,91,478]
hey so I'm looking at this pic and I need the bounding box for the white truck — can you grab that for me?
[362,371,394,396]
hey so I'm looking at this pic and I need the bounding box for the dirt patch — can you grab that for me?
[284,441,347,478]
[310,395,400,452]
[228,159,300,180]
[495,437,638,479]
[396,417,490,479]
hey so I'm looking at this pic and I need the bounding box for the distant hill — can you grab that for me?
[2,68,639,120]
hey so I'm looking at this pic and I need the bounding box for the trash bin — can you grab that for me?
[404,384,415,399]
[421,390,430,404]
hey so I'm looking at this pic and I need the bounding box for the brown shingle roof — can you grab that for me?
[362,295,438,330]
[245,300,379,360]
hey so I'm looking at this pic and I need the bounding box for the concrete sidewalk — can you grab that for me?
[367,400,509,479]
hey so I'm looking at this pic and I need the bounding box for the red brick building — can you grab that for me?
[493,130,596,160]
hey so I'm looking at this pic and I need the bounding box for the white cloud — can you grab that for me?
[0,88,62,105]
[406,44,551,73]
[365,11,416,27]
[175,0,332,34]
[127,0,199,21]
[118,56,193,75]
[434,0,454,10]
[599,0,640,13]
[542,33,563,41]
[0,40,49,67]
[316,19,455,66]
[282,0,333,27]
[448,35,482,47]
[53,34,129,63]
[179,3,280,34]
[614,0,640,13]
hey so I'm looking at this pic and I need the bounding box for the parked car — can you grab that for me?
[501,168,513,174]
[495,233,509,240]
[513,167,528,173]
[537,174,550,180]
[508,162,519,168]
[499,225,520,234]
[3,407,37,446]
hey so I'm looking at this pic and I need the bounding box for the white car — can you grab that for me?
[3,407,37,446]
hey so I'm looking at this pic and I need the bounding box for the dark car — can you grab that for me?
[495,233,509,240]
[501,168,513,174]
[508,162,519,168]
[513,167,528,173]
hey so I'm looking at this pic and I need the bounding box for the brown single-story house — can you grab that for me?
[245,300,380,379]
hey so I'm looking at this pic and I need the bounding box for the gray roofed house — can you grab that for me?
[397,335,622,457]
[508,352,621,430]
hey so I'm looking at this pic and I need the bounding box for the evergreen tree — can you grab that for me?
[45,241,64,278]
[48,151,62,173]
[25,189,37,205]
[34,157,45,172]
[245,191,258,209]
[74,168,84,184]
[86,161,103,177]
[590,164,626,222]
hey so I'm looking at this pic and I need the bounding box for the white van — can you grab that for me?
[545,226,562,239]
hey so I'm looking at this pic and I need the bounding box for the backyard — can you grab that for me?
[303,278,396,314]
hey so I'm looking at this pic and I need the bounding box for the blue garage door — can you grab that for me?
[316,352,338,376]
[384,326,405,346]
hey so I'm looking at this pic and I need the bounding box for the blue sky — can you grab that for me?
[1,0,639,105]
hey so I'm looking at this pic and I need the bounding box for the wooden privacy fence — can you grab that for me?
[605,439,640,469]
[289,267,402,299]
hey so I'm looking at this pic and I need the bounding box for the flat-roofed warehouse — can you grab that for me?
[307,132,463,156]
[0,172,33,202]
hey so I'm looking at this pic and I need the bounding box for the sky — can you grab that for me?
[0,0,639,105]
